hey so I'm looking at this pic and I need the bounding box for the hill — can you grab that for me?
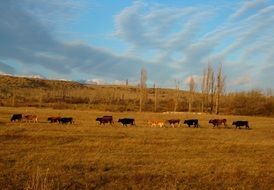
[0,75,85,90]
[0,74,185,112]
[0,74,273,116]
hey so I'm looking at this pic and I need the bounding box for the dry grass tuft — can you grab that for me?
[24,168,54,190]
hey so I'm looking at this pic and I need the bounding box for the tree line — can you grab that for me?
[138,64,273,116]
[0,71,273,116]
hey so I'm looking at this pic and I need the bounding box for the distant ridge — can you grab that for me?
[0,74,85,90]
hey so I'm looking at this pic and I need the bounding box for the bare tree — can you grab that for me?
[39,89,43,107]
[202,63,214,113]
[266,88,273,97]
[173,80,180,112]
[153,83,158,112]
[11,90,16,107]
[209,69,215,113]
[215,64,225,114]
[201,68,207,112]
[188,77,196,112]
[139,68,147,112]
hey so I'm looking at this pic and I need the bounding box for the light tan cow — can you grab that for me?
[148,120,164,128]
[24,115,38,123]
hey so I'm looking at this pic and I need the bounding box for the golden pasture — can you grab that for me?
[0,107,273,189]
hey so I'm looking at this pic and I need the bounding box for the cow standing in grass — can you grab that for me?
[96,116,114,125]
[183,119,199,128]
[166,119,180,127]
[118,118,135,126]
[209,119,227,128]
[148,120,164,128]
[10,114,22,122]
[48,117,61,123]
[60,117,73,124]
[24,115,38,123]
[232,121,249,129]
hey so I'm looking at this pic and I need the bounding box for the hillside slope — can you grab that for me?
[0,75,273,116]
[0,75,85,90]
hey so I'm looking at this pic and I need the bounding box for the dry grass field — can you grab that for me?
[0,107,273,190]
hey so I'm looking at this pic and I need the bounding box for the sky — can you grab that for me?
[0,0,274,91]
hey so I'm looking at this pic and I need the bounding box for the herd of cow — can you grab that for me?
[96,116,250,129]
[9,114,250,129]
[10,114,74,124]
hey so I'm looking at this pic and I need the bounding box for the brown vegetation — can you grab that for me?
[0,75,274,116]
[0,107,273,189]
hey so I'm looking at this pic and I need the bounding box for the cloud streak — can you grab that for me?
[0,1,148,81]
[114,0,274,89]
[0,0,273,90]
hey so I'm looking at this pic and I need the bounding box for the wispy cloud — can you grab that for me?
[0,0,273,90]
[114,0,274,89]
[0,1,147,80]
[230,0,267,20]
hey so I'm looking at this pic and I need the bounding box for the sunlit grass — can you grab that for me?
[0,107,273,189]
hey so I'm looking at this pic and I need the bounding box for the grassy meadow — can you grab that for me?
[0,107,273,189]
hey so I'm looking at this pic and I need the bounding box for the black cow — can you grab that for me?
[184,119,199,128]
[232,121,249,129]
[118,118,135,126]
[60,117,73,124]
[10,114,22,122]
[96,116,114,125]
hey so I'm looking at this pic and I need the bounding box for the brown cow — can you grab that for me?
[166,119,180,127]
[209,119,227,128]
[24,115,38,123]
[48,117,61,123]
[96,116,114,125]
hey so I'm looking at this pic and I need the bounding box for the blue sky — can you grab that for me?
[0,0,274,91]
